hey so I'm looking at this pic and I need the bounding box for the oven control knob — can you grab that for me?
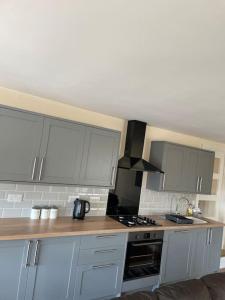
[135,234,141,240]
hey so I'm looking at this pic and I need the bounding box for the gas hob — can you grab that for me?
[111,215,161,227]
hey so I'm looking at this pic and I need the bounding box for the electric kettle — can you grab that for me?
[73,198,90,220]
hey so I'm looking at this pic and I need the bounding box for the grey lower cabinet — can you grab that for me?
[0,106,120,187]
[160,227,223,284]
[0,240,29,300]
[75,233,127,300]
[0,108,44,182]
[75,261,123,300]
[0,233,127,300]
[79,127,120,187]
[25,237,80,300]
[147,141,215,194]
[160,229,193,283]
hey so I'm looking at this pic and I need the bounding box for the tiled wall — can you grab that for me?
[0,181,196,218]
[139,174,196,215]
[0,183,109,218]
[139,189,196,216]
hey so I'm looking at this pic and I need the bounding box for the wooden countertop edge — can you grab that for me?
[0,216,223,241]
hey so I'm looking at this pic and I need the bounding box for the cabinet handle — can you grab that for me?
[94,249,117,254]
[196,176,200,192]
[92,263,115,269]
[25,241,32,268]
[31,157,38,180]
[111,167,116,186]
[209,228,213,245]
[33,240,40,266]
[38,158,45,181]
[199,177,203,193]
[162,173,166,191]
[96,234,117,239]
[174,230,189,233]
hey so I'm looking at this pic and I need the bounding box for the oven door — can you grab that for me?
[124,240,163,280]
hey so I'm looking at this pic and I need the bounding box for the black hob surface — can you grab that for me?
[111,215,160,227]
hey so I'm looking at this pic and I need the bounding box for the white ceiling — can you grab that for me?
[1,0,225,141]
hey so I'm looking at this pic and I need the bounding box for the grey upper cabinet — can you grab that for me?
[0,106,120,186]
[0,240,29,300]
[25,237,80,300]
[38,118,86,185]
[0,108,43,182]
[79,127,120,187]
[160,229,192,284]
[147,141,215,194]
[197,150,215,194]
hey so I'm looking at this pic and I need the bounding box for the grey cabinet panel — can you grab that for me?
[160,230,192,284]
[0,108,43,182]
[189,229,208,278]
[204,227,223,275]
[39,118,86,184]
[181,148,198,193]
[27,237,80,300]
[163,143,184,192]
[80,233,126,249]
[75,261,123,300]
[0,240,28,300]
[147,141,214,194]
[197,150,215,194]
[79,127,120,187]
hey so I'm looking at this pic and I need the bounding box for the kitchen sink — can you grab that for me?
[186,216,208,224]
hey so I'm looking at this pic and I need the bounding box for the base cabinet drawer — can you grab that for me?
[80,233,127,249]
[78,246,124,265]
[74,261,123,300]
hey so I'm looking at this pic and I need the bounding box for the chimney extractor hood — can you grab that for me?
[118,120,163,173]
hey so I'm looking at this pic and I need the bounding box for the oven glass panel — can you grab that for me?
[124,241,162,281]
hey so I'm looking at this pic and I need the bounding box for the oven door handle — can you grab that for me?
[131,241,162,247]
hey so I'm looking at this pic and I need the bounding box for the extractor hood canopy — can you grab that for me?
[118,120,163,173]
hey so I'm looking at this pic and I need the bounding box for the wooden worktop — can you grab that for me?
[0,216,223,241]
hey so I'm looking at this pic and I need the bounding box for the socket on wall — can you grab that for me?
[7,193,24,203]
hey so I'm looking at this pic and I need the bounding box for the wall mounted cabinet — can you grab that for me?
[147,141,215,194]
[0,106,120,187]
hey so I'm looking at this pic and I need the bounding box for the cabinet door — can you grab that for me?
[204,227,223,275]
[197,150,215,194]
[75,261,123,300]
[0,108,43,182]
[79,127,120,187]
[163,144,184,192]
[38,118,85,184]
[0,240,29,300]
[189,229,208,278]
[26,237,80,300]
[181,148,198,193]
[160,230,192,284]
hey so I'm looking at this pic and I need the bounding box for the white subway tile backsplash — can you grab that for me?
[0,183,17,190]
[0,183,110,218]
[16,184,35,192]
[2,208,22,218]
[42,192,58,201]
[24,192,42,201]
[35,185,50,192]
[0,182,196,219]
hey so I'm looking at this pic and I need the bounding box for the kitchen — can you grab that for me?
[1,1,225,299]
[0,100,223,300]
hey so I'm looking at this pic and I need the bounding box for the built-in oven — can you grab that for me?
[124,231,163,281]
